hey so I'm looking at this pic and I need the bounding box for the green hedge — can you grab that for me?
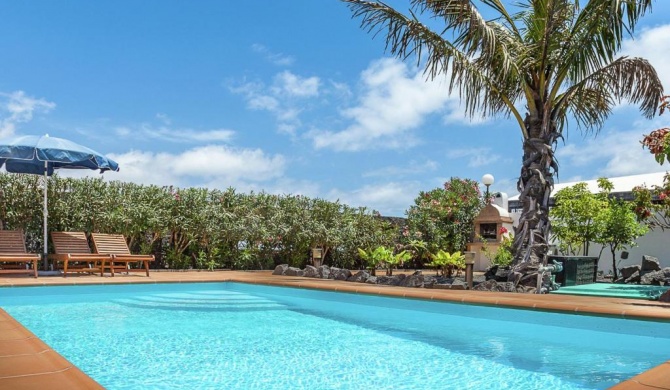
[0,173,396,270]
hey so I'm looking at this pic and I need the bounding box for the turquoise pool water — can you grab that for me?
[1,282,669,389]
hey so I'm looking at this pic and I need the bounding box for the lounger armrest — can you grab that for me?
[49,254,111,261]
[111,254,155,261]
[69,254,112,261]
[0,254,40,260]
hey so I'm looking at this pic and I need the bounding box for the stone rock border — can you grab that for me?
[617,256,670,286]
[274,256,670,295]
[272,264,538,293]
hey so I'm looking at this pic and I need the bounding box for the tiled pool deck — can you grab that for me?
[1,270,669,389]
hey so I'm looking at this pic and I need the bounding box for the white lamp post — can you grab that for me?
[482,173,494,204]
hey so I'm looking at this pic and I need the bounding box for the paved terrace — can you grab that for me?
[1,270,669,389]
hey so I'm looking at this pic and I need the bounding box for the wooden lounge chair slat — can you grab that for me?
[0,230,39,278]
[91,233,153,277]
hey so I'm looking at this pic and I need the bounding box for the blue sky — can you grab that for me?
[1,0,669,217]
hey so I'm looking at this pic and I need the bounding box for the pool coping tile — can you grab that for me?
[0,308,104,389]
[610,361,670,389]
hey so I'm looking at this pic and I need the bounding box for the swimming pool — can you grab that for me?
[0,282,668,389]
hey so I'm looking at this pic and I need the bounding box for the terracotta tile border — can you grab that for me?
[0,308,104,389]
[0,271,669,389]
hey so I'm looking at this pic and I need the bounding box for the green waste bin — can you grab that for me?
[549,256,598,286]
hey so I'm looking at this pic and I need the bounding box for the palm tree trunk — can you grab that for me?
[512,114,559,269]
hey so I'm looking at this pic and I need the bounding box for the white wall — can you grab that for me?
[584,227,668,273]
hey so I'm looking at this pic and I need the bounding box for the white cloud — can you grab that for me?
[273,71,320,97]
[0,91,56,138]
[329,81,353,100]
[622,24,670,93]
[442,100,491,126]
[362,160,438,178]
[308,58,454,152]
[230,71,321,136]
[447,147,501,168]
[155,113,172,125]
[115,126,132,137]
[251,44,295,66]
[326,181,420,216]
[248,95,279,111]
[114,123,234,144]
[276,123,298,136]
[275,107,300,122]
[172,145,284,180]
[71,145,286,189]
[557,125,667,178]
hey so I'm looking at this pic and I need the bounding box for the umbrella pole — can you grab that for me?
[43,161,48,271]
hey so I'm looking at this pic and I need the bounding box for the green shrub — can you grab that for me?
[426,250,465,277]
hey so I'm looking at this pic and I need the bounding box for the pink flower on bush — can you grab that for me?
[499,226,508,235]
[660,192,668,200]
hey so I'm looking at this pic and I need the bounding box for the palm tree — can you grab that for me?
[342,0,663,272]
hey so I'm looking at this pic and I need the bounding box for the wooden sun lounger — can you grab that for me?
[0,230,39,278]
[48,232,110,277]
[91,233,154,277]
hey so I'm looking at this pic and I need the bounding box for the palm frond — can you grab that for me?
[479,0,522,37]
[555,56,663,134]
[606,57,663,118]
[558,0,654,86]
[410,0,518,72]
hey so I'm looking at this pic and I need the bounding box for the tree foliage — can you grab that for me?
[405,178,483,255]
[633,173,670,231]
[549,181,608,256]
[593,196,648,280]
[635,96,670,231]
[635,95,670,230]
[641,96,670,165]
[550,178,647,279]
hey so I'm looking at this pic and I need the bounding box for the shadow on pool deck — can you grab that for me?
[1,270,669,389]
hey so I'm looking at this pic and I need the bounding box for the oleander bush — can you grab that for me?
[0,174,395,270]
[404,177,484,260]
